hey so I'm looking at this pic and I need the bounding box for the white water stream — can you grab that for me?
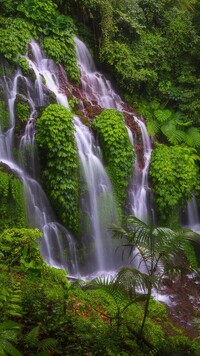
[26,41,119,274]
[75,37,153,224]
[0,58,78,274]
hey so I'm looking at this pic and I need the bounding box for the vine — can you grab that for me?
[36,104,80,234]
[92,109,134,207]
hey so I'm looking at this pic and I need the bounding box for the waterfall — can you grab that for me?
[74,37,123,110]
[27,41,118,274]
[185,196,200,234]
[128,117,153,223]
[0,61,78,274]
[75,37,153,224]
[0,37,155,276]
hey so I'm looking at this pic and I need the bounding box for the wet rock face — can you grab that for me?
[158,273,200,341]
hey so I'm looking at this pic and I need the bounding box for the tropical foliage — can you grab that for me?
[36,104,80,234]
[0,167,27,232]
[92,109,134,206]
[149,144,200,225]
[111,215,200,335]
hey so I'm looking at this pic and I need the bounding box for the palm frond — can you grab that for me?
[115,267,148,294]
[91,275,126,303]
[180,228,200,245]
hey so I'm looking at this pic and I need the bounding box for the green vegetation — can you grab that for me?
[36,104,80,234]
[0,227,199,355]
[0,166,27,232]
[0,99,9,130]
[0,17,33,64]
[92,109,134,206]
[149,144,200,225]
[15,101,30,122]
[111,215,200,336]
[1,1,200,353]
[0,0,80,83]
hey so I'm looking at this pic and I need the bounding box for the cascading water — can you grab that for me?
[0,59,78,274]
[128,117,153,223]
[74,37,123,110]
[75,37,153,224]
[185,196,200,233]
[27,41,118,274]
[0,37,155,276]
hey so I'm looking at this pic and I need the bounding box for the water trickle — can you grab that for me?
[75,38,154,224]
[0,53,78,274]
[27,41,118,274]
[74,37,122,110]
[128,117,153,223]
[74,115,118,272]
[185,196,200,233]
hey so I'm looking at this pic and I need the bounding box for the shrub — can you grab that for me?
[92,109,134,206]
[36,104,80,234]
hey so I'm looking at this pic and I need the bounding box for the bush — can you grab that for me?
[92,109,134,206]
[36,104,80,233]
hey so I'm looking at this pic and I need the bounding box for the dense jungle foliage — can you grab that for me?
[0,0,200,354]
[1,0,200,217]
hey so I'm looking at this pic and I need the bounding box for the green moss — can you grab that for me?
[36,104,80,234]
[92,109,135,207]
[0,165,27,232]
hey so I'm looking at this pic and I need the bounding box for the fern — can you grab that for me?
[161,120,185,144]
[185,127,200,147]
[0,321,22,356]
[154,109,172,122]
[25,326,40,348]
[24,326,58,353]
[38,338,58,351]
[147,119,160,136]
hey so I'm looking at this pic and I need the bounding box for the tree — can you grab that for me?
[111,215,200,336]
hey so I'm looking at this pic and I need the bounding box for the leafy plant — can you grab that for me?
[0,228,44,271]
[42,36,80,83]
[0,166,27,232]
[0,320,22,356]
[24,326,58,354]
[111,215,200,336]
[92,109,134,206]
[149,144,200,225]
[36,104,80,233]
[0,17,33,63]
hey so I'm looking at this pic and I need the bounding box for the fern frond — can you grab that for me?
[147,119,160,136]
[154,109,172,122]
[161,121,185,144]
[25,326,40,348]
[185,127,200,147]
[38,338,58,351]
[0,340,22,356]
[0,321,21,331]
